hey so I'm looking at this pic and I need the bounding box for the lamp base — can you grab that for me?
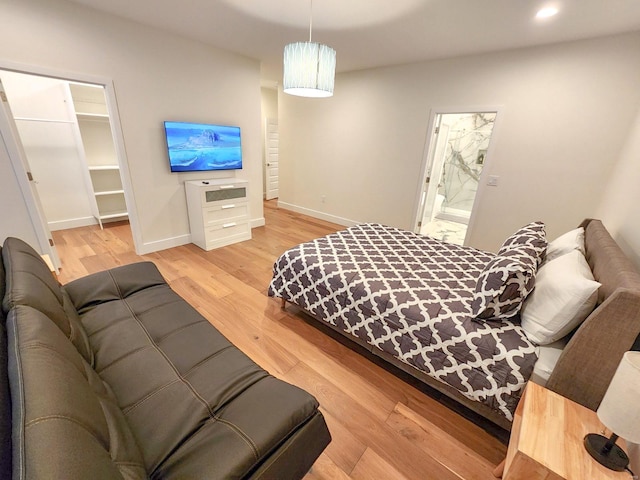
[584,433,629,471]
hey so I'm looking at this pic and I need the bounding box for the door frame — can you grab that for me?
[0,60,143,256]
[413,105,504,245]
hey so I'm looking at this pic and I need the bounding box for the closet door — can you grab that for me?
[0,71,96,231]
[0,77,60,268]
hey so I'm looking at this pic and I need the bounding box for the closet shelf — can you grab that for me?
[70,82,128,230]
[94,189,125,196]
[88,165,120,171]
[98,210,128,220]
[76,112,109,122]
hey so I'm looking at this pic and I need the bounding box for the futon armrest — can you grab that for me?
[546,288,640,411]
[63,262,168,313]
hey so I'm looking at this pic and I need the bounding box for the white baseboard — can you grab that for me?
[138,234,191,255]
[276,201,360,227]
[137,217,265,255]
[251,217,266,228]
[48,216,97,231]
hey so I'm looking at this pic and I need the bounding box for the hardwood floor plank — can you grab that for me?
[284,361,463,480]
[317,408,367,475]
[400,391,508,464]
[350,448,410,480]
[277,305,509,458]
[49,200,509,480]
[388,403,498,480]
[304,453,352,480]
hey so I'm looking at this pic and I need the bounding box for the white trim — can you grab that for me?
[0,60,143,256]
[277,201,359,227]
[138,217,265,255]
[138,234,191,255]
[0,60,113,85]
[251,217,266,228]
[102,80,143,254]
[48,216,97,231]
[412,105,504,245]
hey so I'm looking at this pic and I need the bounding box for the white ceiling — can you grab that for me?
[68,0,640,85]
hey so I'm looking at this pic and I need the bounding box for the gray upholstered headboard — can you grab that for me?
[546,219,640,411]
[580,218,640,304]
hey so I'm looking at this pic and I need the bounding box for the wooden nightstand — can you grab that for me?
[501,382,630,480]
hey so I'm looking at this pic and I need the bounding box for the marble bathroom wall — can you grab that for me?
[438,113,496,216]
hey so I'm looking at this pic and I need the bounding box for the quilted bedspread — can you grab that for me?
[268,223,538,420]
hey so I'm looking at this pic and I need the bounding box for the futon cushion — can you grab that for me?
[0,247,11,479]
[7,305,146,479]
[0,321,9,479]
[66,262,323,478]
[0,245,5,311]
[1,238,68,334]
[2,238,93,364]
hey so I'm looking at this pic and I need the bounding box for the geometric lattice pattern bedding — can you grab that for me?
[268,223,538,420]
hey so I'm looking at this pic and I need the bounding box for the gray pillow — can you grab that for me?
[498,221,547,267]
[471,256,536,320]
[472,222,546,321]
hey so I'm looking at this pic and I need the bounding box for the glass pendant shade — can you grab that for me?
[283,41,336,98]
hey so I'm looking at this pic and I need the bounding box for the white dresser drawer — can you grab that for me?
[204,221,251,249]
[185,179,252,251]
[202,203,249,226]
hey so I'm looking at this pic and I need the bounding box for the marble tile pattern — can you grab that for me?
[420,219,467,245]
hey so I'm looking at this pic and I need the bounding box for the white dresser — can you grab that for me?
[185,179,251,251]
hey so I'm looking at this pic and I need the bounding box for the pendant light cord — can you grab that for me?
[309,0,313,42]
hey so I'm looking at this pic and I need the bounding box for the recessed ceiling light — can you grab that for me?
[536,6,559,19]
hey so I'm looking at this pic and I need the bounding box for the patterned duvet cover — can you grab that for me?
[268,223,538,420]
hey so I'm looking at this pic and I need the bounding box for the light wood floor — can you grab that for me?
[52,200,508,480]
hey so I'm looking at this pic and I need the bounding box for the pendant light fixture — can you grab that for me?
[283,0,336,98]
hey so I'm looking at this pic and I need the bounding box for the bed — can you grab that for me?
[268,219,640,430]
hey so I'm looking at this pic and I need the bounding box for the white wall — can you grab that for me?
[279,32,640,252]
[0,0,263,253]
[597,105,640,269]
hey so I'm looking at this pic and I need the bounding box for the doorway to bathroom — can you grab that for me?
[415,109,498,245]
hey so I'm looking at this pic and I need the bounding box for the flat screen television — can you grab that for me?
[164,121,243,172]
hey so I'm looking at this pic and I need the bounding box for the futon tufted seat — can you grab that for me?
[0,237,330,479]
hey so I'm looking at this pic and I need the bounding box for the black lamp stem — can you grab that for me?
[601,433,619,455]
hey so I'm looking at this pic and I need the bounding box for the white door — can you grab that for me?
[0,78,61,269]
[265,118,279,200]
[418,120,450,228]
[1,72,97,231]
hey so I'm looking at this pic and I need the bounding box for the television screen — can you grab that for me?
[164,121,243,172]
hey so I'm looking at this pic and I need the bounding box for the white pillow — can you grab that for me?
[521,249,600,345]
[545,227,585,263]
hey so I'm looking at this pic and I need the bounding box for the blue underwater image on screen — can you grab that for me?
[164,121,243,172]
